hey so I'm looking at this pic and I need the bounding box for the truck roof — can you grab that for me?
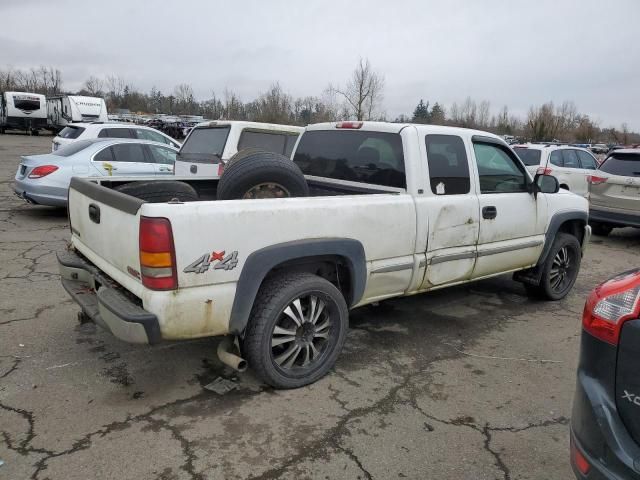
[305,121,508,142]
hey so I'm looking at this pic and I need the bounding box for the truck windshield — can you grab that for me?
[513,147,542,166]
[178,126,230,163]
[293,130,406,188]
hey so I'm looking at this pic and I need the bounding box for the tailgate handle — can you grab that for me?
[88,203,101,224]
[190,164,197,174]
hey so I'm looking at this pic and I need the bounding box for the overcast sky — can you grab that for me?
[1,0,639,129]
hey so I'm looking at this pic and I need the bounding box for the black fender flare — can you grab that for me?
[229,238,367,335]
[538,210,588,266]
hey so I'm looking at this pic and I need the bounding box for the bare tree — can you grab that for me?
[83,76,104,96]
[329,58,385,120]
[621,122,630,144]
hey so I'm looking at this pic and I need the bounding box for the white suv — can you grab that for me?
[51,122,181,152]
[513,144,599,197]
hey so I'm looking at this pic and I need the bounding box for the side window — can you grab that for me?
[577,150,598,170]
[425,134,470,195]
[136,128,170,145]
[473,142,527,193]
[111,144,147,163]
[562,149,580,169]
[238,130,287,155]
[94,146,114,163]
[147,145,177,165]
[549,150,563,167]
[98,128,132,139]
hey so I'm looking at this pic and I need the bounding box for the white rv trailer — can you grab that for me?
[47,95,108,131]
[0,91,48,134]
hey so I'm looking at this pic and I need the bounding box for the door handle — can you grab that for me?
[190,164,197,174]
[482,206,497,219]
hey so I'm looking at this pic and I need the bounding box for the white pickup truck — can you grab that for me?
[58,121,590,388]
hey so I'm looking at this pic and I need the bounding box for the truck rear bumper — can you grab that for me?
[57,249,161,344]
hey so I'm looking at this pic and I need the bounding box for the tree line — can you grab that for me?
[1,61,637,144]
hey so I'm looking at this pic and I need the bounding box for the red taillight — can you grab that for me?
[587,175,607,185]
[536,167,553,175]
[217,162,224,176]
[28,165,58,178]
[336,121,363,129]
[139,216,177,290]
[570,436,590,475]
[582,269,640,345]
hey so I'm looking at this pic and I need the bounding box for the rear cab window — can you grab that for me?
[293,130,406,189]
[58,126,85,139]
[238,130,300,157]
[178,126,230,164]
[425,134,470,195]
[513,147,542,166]
[599,154,640,177]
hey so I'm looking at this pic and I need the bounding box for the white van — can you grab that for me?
[47,95,108,130]
[174,120,304,176]
[0,91,48,134]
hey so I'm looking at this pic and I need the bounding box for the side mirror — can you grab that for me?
[534,174,560,195]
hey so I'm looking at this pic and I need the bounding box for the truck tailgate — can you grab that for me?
[68,177,144,296]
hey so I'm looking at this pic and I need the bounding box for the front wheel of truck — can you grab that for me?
[243,272,349,389]
[525,233,581,301]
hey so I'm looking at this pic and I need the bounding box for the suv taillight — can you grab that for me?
[217,162,225,176]
[28,165,58,178]
[587,175,607,185]
[582,269,640,345]
[139,216,177,290]
[536,167,553,175]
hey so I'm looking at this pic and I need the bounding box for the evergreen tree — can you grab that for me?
[430,102,446,125]
[412,99,430,123]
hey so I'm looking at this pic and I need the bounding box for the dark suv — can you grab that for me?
[571,269,640,478]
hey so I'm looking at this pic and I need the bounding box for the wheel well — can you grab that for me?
[560,184,570,190]
[557,219,584,244]
[267,255,353,304]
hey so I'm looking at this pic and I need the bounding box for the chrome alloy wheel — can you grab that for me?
[270,295,332,371]
[550,246,576,293]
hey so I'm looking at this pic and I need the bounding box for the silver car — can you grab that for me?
[14,139,177,207]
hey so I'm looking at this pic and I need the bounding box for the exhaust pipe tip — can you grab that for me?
[217,337,248,373]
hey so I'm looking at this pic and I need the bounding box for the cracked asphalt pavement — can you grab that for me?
[1,133,639,480]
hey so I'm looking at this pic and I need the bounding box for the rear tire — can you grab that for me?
[526,233,581,300]
[216,151,309,200]
[114,181,199,203]
[243,272,348,389]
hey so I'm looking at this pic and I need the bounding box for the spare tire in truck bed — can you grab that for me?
[114,181,199,203]
[216,150,309,200]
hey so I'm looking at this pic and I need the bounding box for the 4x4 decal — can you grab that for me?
[622,390,640,407]
[184,250,239,274]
